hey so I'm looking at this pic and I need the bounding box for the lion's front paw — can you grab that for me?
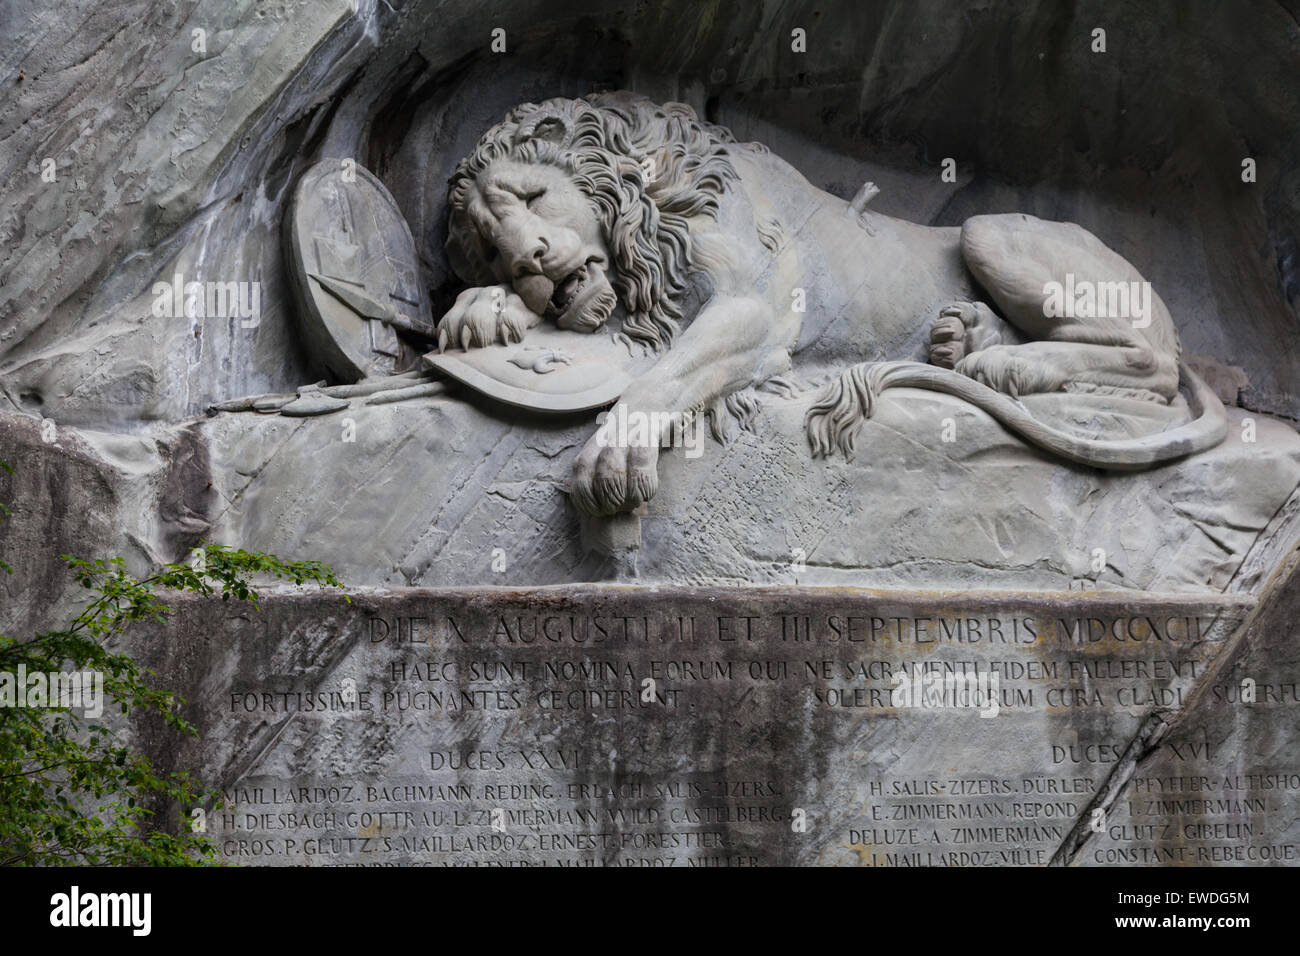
[955,345,1061,399]
[570,429,660,516]
[929,301,1002,369]
[437,285,540,350]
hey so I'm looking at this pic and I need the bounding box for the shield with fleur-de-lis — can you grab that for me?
[425,324,648,413]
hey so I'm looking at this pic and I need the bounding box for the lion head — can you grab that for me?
[446,92,739,350]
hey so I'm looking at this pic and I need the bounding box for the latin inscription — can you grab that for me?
[178,591,1294,865]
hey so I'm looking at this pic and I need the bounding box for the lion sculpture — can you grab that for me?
[439,92,1226,517]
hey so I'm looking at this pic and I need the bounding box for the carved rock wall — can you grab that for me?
[2,0,1299,624]
[2,0,1298,422]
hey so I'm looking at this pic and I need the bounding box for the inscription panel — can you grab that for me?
[136,587,1295,866]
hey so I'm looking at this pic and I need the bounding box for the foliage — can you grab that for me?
[0,530,344,866]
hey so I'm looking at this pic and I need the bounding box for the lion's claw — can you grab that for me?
[929,315,967,368]
[571,431,660,516]
[929,301,1003,369]
[436,284,540,350]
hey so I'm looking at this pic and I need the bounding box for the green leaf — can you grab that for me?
[0,496,345,867]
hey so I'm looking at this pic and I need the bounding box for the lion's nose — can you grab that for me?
[511,236,548,279]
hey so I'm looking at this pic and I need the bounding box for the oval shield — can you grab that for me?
[425,325,648,413]
[286,161,436,382]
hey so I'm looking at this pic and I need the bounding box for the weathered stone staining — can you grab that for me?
[127,585,1300,867]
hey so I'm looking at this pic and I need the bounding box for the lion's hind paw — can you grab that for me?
[929,301,1002,369]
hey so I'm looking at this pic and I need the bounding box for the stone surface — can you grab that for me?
[1,10,1294,600]
[126,581,1295,867]
[424,324,644,413]
[3,1,1298,424]
[3,0,1300,870]
[286,161,436,381]
[4,380,1299,642]
[2,4,1297,611]
[1077,546,1300,865]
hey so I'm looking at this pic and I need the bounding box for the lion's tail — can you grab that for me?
[804,359,1227,470]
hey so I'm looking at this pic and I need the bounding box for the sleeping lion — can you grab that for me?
[438,92,1225,517]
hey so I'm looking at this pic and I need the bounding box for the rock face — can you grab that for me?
[4,379,1298,635]
[3,1,1299,423]
[1,0,1298,654]
[3,1,1300,868]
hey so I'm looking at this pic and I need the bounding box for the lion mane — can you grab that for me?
[446,92,740,350]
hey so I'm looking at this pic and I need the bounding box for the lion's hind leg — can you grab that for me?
[957,213,1181,401]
